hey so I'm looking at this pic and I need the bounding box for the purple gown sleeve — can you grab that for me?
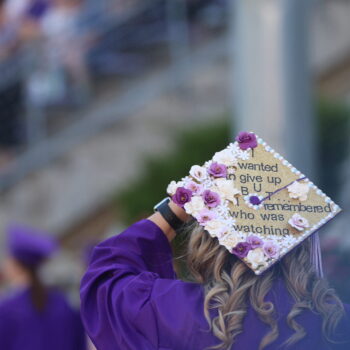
[73,310,88,350]
[80,219,190,350]
[0,305,11,349]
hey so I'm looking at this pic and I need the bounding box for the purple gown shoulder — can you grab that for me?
[80,219,350,350]
[0,288,86,350]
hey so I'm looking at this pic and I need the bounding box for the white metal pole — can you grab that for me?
[229,0,315,177]
[281,0,316,178]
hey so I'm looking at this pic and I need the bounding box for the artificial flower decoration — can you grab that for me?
[204,220,229,238]
[195,208,217,225]
[218,231,241,250]
[212,148,238,166]
[235,131,258,150]
[246,235,263,249]
[288,213,310,231]
[232,242,251,258]
[184,196,205,216]
[208,162,227,178]
[214,179,240,204]
[263,242,279,258]
[167,180,182,196]
[172,187,193,208]
[287,181,310,201]
[184,180,203,195]
[246,248,267,269]
[166,131,341,275]
[189,165,208,182]
[202,190,221,208]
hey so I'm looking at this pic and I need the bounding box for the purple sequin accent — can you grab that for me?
[249,196,261,205]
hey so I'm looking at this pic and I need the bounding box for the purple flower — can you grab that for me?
[263,242,279,258]
[249,195,261,205]
[172,187,193,208]
[195,208,217,224]
[208,162,227,178]
[246,235,263,249]
[202,190,221,208]
[232,242,251,258]
[235,131,258,150]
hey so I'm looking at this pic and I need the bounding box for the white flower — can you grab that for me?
[228,142,251,160]
[287,181,309,201]
[218,231,240,250]
[214,179,240,204]
[288,213,309,231]
[204,219,229,238]
[167,180,183,195]
[246,248,267,269]
[184,196,205,216]
[224,216,237,227]
[237,150,250,161]
[189,165,208,182]
[227,167,236,175]
[212,149,238,166]
[211,204,230,221]
[201,178,215,189]
[228,143,240,155]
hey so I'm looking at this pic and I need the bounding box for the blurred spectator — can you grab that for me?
[0,0,24,168]
[26,0,50,21]
[26,0,91,107]
[186,0,214,21]
[19,1,51,41]
[0,224,86,350]
[4,0,30,22]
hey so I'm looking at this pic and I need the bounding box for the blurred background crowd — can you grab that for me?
[0,0,349,348]
[0,0,225,163]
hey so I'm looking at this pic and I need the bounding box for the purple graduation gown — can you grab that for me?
[0,288,86,350]
[80,219,350,350]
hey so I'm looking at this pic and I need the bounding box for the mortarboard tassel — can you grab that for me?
[311,232,324,278]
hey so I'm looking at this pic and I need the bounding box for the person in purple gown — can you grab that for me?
[80,199,350,350]
[0,224,86,350]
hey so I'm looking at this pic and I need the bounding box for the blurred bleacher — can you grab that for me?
[0,0,227,188]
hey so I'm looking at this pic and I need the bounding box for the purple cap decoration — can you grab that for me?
[249,196,261,205]
[7,224,58,267]
[166,131,342,275]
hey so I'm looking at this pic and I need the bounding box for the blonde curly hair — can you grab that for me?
[183,222,344,350]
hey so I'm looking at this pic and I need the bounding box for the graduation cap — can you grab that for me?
[167,131,341,275]
[7,224,58,268]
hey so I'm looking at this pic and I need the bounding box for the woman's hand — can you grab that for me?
[148,201,190,242]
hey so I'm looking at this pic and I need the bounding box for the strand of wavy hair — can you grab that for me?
[184,224,344,350]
